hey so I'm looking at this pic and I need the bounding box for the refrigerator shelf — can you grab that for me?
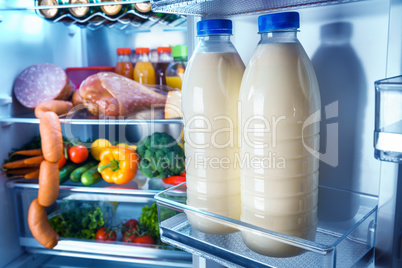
[0,113,183,125]
[6,176,192,266]
[155,184,378,268]
[150,0,367,17]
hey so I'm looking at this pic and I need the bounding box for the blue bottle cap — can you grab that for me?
[197,19,232,35]
[258,12,300,32]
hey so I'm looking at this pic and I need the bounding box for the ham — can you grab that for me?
[79,72,167,117]
[13,63,73,109]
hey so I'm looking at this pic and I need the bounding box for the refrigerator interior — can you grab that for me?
[0,0,401,267]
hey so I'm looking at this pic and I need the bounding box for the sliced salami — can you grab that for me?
[14,63,73,109]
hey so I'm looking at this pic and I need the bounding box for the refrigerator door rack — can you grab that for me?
[155,183,378,268]
[374,75,402,163]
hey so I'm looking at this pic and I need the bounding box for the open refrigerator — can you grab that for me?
[0,0,401,267]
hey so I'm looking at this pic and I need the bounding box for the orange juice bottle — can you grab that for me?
[115,48,134,79]
[166,45,187,90]
[133,47,156,85]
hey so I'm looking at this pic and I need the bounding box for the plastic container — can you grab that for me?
[181,19,245,234]
[155,183,378,268]
[155,47,173,86]
[133,47,156,85]
[65,66,115,89]
[166,45,187,90]
[238,12,321,257]
[115,48,134,80]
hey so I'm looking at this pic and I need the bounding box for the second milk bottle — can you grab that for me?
[182,19,245,234]
[238,12,321,257]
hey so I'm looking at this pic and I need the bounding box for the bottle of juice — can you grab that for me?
[238,12,321,257]
[166,45,187,90]
[133,47,156,85]
[115,48,133,80]
[182,19,245,234]
[155,47,173,86]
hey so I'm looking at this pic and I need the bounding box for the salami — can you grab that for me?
[14,63,73,109]
[79,72,167,117]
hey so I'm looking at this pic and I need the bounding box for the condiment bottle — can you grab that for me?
[133,47,156,85]
[182,19,245,234]
[115,48,134,80]
[166,45,187,90]
[155,47,173,86]
[238,12,321,257]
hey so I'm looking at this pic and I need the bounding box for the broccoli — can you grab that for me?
[137,132,185,179]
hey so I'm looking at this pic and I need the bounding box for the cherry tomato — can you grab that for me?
[122,219,139,235]
[58,153,67,168]
[133,235,154,245]
[95,227,116,242]
[68,145,89,163]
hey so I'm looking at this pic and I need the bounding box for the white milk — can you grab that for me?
[182,52,245,234]
[239,41,321,256]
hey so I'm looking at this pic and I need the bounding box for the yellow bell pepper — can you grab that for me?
[98,146,138,185]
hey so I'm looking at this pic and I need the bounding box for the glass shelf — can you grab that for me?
[155,183,378,267]
[150,0,366,17]
[0,113,183,125]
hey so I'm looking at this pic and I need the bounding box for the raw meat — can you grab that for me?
[13,63,74,109]
[79,72,167,117]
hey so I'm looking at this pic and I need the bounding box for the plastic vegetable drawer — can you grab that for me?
[6,177,192,267]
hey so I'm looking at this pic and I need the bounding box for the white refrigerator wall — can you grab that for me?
[231,0,393,196]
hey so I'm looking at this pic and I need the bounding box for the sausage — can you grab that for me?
[72,90,83,107]
[35,100,72,119]
[28,198,59,249]
[39,112,63,163]
[14,63,73,109]
[38,160,59,207]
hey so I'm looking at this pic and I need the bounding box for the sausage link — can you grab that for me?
[39,112,63,163]
[35,100,72,119]
[28,198,59,249]
[38,160,59,207]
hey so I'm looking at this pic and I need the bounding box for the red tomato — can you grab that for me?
[122,219,139,235]
[162,176,186,185]
[58,153,67,168]
[95,227,116,242]
[123,232,137,243]
[133,235,154,245]
[68,145,89,163]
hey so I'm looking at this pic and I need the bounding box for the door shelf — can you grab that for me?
[155,184,378,267]
[150,0,366,17]
[6,177,192,266]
